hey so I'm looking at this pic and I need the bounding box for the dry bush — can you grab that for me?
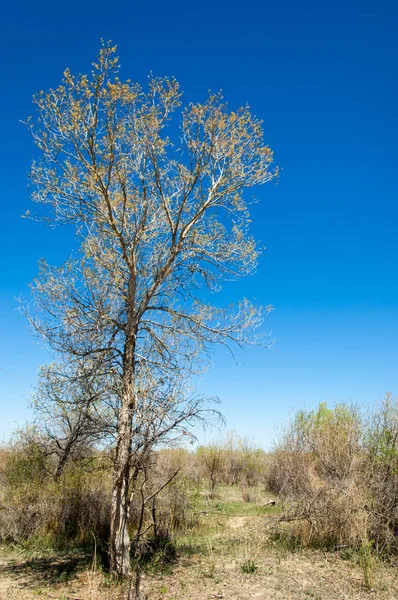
[156,447,192,478]
[0,446,11,507]
[195,433,269,494]
[55,466,112,549]
[363,394,398,555]
[0,437,200,567]
[269,398,398,557]
[240,484,256,503]
[239,448,268,489]
[0,446,10,477]
[129,452,200,545]
[221,432,269,488]
[268,403,369,548]
[161,476,199,531]
[155,451,201,533]
[0,439,111,551]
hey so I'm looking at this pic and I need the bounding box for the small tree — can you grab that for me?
[197,444,226,496]
[24,42,276,577]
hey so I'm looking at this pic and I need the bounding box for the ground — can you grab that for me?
[1,486,397,599]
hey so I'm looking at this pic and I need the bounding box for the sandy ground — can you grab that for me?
[1,542,398,600]
[141,549,398,600]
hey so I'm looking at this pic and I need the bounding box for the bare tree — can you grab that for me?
[24,42,277,577]
[31,360,113,479]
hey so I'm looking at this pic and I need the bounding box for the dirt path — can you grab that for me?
[228,516,249,529]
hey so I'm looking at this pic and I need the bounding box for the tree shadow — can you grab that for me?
[0,551,92,588]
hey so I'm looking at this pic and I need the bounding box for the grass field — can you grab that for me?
[1,485,397,599]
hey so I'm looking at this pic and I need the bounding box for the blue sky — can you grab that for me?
[1,0,397,447]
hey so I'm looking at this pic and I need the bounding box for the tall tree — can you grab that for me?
[25,42,277,576]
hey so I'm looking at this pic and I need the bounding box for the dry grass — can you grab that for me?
[1,485,397,600]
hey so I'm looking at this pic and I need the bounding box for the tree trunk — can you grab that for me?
[110,391,133,577]
[210,474,216,496]
[110,270,137,578]
[54,427,80,480]
[54,440,73,480]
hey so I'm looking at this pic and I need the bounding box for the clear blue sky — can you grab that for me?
[1,0,397,448]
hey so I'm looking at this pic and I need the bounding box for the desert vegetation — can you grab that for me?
[1,398,398,598]
[267,398,398,560]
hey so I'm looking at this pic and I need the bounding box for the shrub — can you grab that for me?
[363,394,398,555]
[222,432,269,488]
[269,398,398,557]
[268,403,368,549]
[0,440,111,552]
[129,453,201,551]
